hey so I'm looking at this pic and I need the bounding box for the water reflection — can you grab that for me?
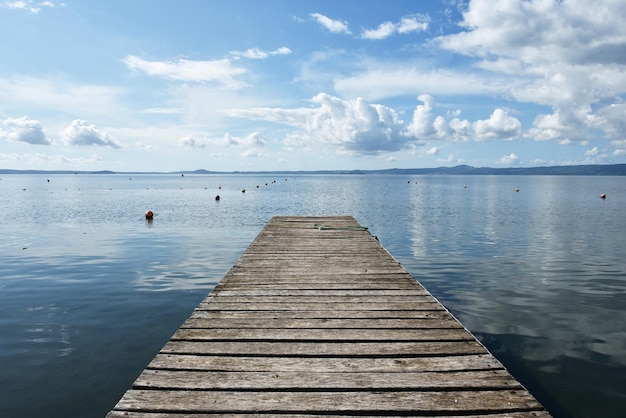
[1,174,625,418]
[398,175,626,417]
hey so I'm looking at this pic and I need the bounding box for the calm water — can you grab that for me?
[0,173,624,417]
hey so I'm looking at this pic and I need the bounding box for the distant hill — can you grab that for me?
[375,164,626,176]
[2,164,626,176]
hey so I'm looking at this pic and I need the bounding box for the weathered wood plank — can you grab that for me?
[171,328,474,342]
[107,412,552,418]
[196,301,446,311]
[134,369,522,390]
[190,309,453,320]
[207,295,436,303]
[112,390,545,414]
[182,317,463,329]
[107,216,548,417]
[212,289,429,296]
[160,340,490,356]
[146,353,503,372]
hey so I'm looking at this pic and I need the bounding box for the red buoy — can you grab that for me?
[145,210,154,220]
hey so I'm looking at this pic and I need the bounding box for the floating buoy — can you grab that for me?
[515,188,520,192]
[464,185,467,188]
[600,193,606,199]
[242,189,246,193]
[145,210,154,220]
[215,195,220,201]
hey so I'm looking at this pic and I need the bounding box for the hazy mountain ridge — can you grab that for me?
[2,164,626,176]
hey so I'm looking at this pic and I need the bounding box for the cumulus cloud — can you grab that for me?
[228,93,408,154]
[123,55,248,88]
[406,94,436,138]
[405,95,520,143]
[59,120,121,148]
[230,47,292,59]
[499,153,520,166]
[436,0,626,146]
[227,94,528,154]
[1,116,52,145]
[361,14,429,40]
[473,109,522,141]
[310,13,351,34]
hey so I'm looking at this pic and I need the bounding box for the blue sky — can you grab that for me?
[1,0,626,172]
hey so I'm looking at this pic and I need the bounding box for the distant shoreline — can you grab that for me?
[2,163,626,176]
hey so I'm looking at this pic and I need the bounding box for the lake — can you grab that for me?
[0,173,624,417]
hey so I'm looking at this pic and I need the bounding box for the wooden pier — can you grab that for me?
[107,216,549,417]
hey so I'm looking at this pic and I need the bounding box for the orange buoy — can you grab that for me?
[600,193,606,199]
[145,210,154,220]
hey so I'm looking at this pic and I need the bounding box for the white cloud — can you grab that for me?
[362,22,396,40]
[1,116,52,145]
[228,94,527,153]
[612,140,626,156]
[437,0,626,144]
[227,93,408,154]
[59,120,121,148]
[585,146,599,156]
[397,15,429,34]
[123,55,248,88]
[499,153,520,166]
[310,13,351,34]
[426,146,439,156]
[593,103,626,140]
[406,94,436,138]
[230,47,292,59]
[473,109,521,141]
[179,132,267,155]
[179,135,206,150]
[223,132,267,148]
[525,110,589,142]
[404,95,481,143]
[4,0,56,14]
[361,14,429,40]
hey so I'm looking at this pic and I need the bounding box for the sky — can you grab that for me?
[1,0,626,172]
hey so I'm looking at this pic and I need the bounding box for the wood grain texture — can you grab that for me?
[107,216,549,417]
